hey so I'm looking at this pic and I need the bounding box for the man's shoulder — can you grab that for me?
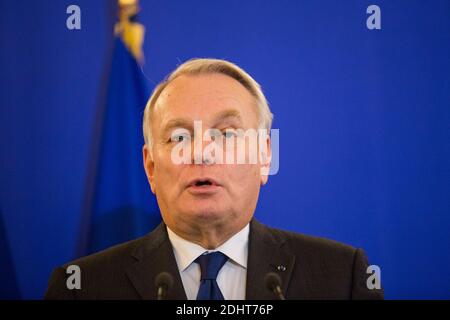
[251,220,383,299]
[62,236,145,271]
[44,223,169,299]
[254,220,358,261]
[61,222,167,271]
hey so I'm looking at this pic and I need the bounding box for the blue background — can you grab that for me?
[1,0,449,299]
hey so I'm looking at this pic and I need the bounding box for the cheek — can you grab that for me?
[152,151,178,191]
[226,164,260,191]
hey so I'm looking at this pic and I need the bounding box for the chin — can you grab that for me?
[193,209,225,220]
[185,207,229,224]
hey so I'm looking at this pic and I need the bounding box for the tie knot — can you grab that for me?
[195,251,228,280]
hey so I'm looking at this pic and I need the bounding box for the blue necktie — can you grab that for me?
[195,251,228,300]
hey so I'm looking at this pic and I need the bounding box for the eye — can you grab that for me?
[172,135,184,142]
[223,129,238,139]
[171,135,187,142]
[170,130,191,143]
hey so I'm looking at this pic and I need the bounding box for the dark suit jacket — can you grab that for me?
[44,219,383,299]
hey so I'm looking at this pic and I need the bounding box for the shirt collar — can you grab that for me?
[167,223,249,272]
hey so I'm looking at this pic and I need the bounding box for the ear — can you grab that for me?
[260,134,272,185]
[143,144,156,194]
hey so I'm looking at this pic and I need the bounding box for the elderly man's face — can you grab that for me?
[143,73,270,236]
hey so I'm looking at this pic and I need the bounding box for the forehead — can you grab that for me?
[154,73,258,124]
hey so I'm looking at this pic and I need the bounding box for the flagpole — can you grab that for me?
[114,0,145,64]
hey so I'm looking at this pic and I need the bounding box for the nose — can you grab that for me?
[192,127,219,165]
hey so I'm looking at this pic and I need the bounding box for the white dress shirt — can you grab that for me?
[167,224,249,300]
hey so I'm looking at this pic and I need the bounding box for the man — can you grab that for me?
[45,58,383,299]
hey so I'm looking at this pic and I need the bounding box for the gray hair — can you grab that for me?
[142,58,273,147]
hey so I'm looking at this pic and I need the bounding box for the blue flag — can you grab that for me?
[0,210,21,299]
[83,37,161,254]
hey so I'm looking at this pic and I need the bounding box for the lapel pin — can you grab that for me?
[277,265,286,272]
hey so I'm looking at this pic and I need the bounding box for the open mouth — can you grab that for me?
[187,178,221,193]
[194,180,213,187]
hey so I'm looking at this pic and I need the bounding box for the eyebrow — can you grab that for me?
[161,109,243,138]
[211,109,242,126]
[161,118,194,138]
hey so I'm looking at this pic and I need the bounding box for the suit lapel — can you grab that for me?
[246,219,296,299]
[126,219,297,300]
[125,223,187,300]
